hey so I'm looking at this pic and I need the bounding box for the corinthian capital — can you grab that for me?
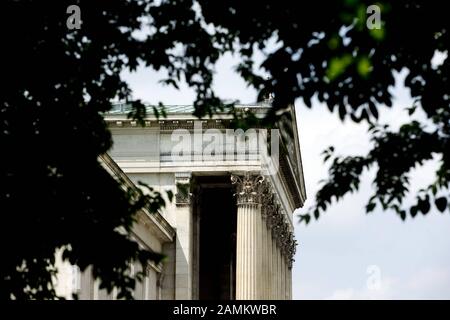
[175,172,191,206]
[231,172,264,205]
[287,236,297,269]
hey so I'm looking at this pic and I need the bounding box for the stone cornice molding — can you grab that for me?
[106,117,306,212]
[99,153,175,242]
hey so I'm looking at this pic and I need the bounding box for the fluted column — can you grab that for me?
[232,173,264,300]
[278,247,282,299]
[273,205,283,300]
[263,185,278,300]
[260,217,267,299]
[287,234,296,300]
[258,203,266,299]
[271,236,277,299]
[286,266,292,300]
[233,175,297,300]
[280,256,284,300]
[281,256,287,300]
[267,226,273,300]
[261,205,273,300]
[174,172,192,300]
[280,224,288,301]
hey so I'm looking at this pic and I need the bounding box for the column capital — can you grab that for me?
[260,181,274,221]
[175,172,192,206]
[287,236,297,269]
[231,172,264,206]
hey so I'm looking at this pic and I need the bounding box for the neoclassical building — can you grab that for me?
[55,102,306,300]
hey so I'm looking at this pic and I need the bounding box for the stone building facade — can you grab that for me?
[55,103,306,300]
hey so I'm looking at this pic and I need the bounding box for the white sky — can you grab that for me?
[122,52,450,300]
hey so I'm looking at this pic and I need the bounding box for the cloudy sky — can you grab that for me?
[122,51,450,300]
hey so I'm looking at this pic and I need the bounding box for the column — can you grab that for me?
[236,203,260,299]
[257,201,264,299]
[273,207,283,300]
[233,174,297,300]
[232,173,264,300]
[261,213,269,299]
[281,257,286,300]
[267,226,272,300]
[287,234,296,300]
[271,236,275,299]
[280,227,287,300]
[174,172,192,299]
[286,265,292,300]
[264,188,279,300]
[278,247,282,299]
